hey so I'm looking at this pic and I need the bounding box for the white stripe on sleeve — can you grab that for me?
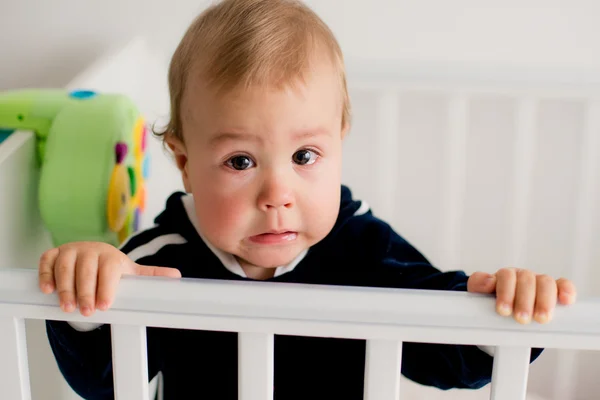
[67,234,187,332]
[127,234,187,262]
[353,201,370,216]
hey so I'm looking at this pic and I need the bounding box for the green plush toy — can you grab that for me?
[0,89,150,247]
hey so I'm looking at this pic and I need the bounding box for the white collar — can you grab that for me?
[181,194,307,278]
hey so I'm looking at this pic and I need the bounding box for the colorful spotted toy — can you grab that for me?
[0,89,150,247]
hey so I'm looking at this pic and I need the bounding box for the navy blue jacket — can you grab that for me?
[46,186,542,399]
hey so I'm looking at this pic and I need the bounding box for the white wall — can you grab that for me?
[3,0,600,91]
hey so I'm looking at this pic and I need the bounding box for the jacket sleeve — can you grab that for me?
[43,222,185,399]
[347,212,543,390]
[45,320,163,400]
[378,257,544,389]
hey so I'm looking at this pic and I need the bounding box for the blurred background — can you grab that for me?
[1,0,599,399]
[2,0,600,89]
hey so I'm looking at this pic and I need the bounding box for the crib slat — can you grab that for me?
[239,332,274,400]
[440,95,468,270]
[373,92,400,221]
[569,99,600,297]
[0,317,31,400]
[111,325,149,400]
[364,340,402,400]
[509,98,537,266]
[490,346,530,400]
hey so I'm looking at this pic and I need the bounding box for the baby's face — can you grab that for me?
[171,60,347,276]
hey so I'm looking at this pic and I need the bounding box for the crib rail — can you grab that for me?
[1,268,600,400]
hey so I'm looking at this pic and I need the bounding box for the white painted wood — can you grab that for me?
[0,317,31,400]
[508,98,537,266]
[1,269,600,351]
[0,131,53,271]
[373,92,400,220]
[440,95,468,270]
[0,130,79,400]
[553,100,600,400]
[490,346,530,400]
[111,324,149,400]
[569,100,600,296]
[364,340,402,400]
[239,332,274,400]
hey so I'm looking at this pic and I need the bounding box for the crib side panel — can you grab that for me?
[342,74,600,400]
[0,131,53,271]
[0,317,31,400]
[0,131,74,400]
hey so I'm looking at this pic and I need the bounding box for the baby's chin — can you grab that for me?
[235,246,308,269]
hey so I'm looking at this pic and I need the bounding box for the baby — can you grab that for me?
[40,0,577,399]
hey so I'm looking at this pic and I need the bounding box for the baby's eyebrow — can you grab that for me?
[208,132,261,146]
[209,127,330,146]
[292,127,331,140]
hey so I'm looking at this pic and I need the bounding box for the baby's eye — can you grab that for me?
[226,155,255,170]
[292,149,318,165]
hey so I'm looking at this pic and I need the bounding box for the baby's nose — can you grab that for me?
[258,179,294,211]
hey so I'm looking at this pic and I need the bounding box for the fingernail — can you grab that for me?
[498,303,512,316]
[81,306,91,315]
[516,312,531,324]
[61,302,74,313]
[561,292,576,303]
[41,283,52,293]
[97,301,107,311]
[535,312,550,324]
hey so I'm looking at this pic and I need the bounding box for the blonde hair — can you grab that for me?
[155,0,350,142]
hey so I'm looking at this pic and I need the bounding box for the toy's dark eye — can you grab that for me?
[121,193,126,204]
[17,114,24,121]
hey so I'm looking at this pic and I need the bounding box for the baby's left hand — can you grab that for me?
[467,268,577,324]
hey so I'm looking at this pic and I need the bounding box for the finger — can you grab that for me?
[533,275,557,324]
[514,269,536,324]
[134,264,182,278]
[96,254,125,311]
[495,268,517,316]
[467,272,496,294]
[75,252,99,316]
[557,278,577,305]
[54,248,77,313]
[39,248,59,294]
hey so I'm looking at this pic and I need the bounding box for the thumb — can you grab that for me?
[133,263,182,279]
[467,272,496,294]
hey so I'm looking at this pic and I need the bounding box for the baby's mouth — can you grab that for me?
[248,231,298,245]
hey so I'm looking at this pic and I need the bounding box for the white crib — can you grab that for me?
[1,37,599,400]
[1,267,599,400]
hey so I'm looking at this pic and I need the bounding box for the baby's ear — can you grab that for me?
[341,121,350,139]
[164,134,192,192]
[165,134,188,172]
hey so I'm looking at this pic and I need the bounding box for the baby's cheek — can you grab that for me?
[302,181,340,242]
[196,193,248,238]
[189,167,248,238]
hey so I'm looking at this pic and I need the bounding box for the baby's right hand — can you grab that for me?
[38,241,181,316]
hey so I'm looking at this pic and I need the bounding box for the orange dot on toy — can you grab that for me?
[138,184,146,212]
